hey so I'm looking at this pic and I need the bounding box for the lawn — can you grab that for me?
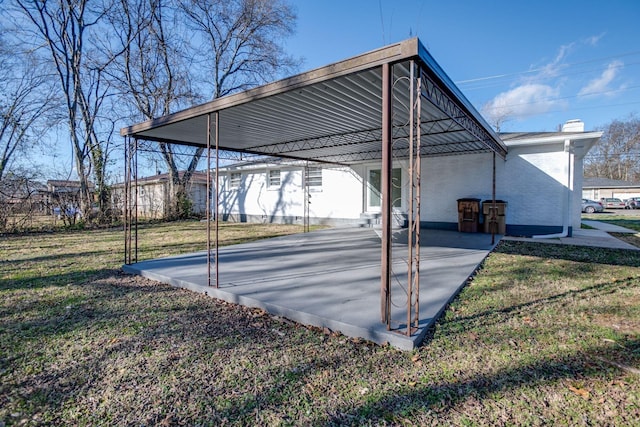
[582,213,640,233]
[582,213,640,247]
[1,221,639,425]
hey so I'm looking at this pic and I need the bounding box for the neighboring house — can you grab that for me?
[0,178,47,215]
[216,120,601,237]
[45,180,95,216]
[582,177,640,200]
[112,171,209,219]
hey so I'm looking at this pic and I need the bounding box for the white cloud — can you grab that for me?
[533,42,574,79]
[584,32,606,46]
[578,60,624,97]
[483,83,564,122]
[479,35,614,126]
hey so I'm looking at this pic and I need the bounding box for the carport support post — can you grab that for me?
[133,138,138,263]
[207,114,212,287]
[381,62,392,328]
[206,112,220,288]
[214,112,220,288]
[492,151,496,245]
[123,136,129,265]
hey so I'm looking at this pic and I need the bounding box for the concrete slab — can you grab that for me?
[123,228,499,350]
[503,228,639,250]
[582,220,638,234]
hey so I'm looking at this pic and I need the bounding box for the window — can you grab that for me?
[229,172,241,189]
[368,168,402,208]
[305,167,322,187]
[268,169,281,188]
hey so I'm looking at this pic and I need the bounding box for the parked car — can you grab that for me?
[600,197,626,209]
[624,197,640,209]
[582,199,603,213]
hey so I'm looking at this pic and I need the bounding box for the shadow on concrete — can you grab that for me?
[123,227,499,350]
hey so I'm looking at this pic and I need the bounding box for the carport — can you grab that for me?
[121,37,508,348]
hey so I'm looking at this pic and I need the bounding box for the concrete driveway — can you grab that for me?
[123,227,499,350]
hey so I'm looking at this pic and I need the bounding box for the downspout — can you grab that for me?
[532,139,573,239]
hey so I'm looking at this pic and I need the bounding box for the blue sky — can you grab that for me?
[284,0,640,132]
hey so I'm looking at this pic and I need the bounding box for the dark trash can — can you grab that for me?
[482,200,507,235]
[457,198,481,233]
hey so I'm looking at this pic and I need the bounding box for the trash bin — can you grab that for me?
[457,198,481,233]
[482,200,507,235]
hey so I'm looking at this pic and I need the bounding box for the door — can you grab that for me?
[367,167,402,212]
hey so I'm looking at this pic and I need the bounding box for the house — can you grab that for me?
[0,177,48,229]
[119,37,610,348]
[582,177,640,200]
[111,171,209,219]
[45,180,95,216]
[216,120,601,237]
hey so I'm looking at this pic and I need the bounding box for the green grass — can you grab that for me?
[582,214,640,232]
[582,214,640,247]
[1,221,639,425]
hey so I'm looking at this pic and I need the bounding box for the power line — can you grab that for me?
[460,61,640,92]
[482,86,640,113]
[456,49,640,86]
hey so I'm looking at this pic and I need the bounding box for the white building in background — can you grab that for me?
[582,177,640,201]
[216,120,601,237]
[112,171,209,219]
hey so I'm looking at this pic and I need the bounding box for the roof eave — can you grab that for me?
[504,131,603,146]
[121,38,422,137]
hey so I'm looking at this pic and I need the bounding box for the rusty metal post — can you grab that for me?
[413,72,422,331]
[304,163,310,233]
[381,62,392,328]
[407,61,422,335]
[124,136,129,265]
[492,151,496,245]
[207,114,212,286]
[407,61,415,336]
[134,138,139,263]
[214,111,220,288]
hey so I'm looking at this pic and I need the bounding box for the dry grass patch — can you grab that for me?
[1,223,639,425]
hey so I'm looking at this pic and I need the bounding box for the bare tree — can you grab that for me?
[584,115,640,182]
[112,0,298,219]
[481,103,513,133]
[0,168,45,232]
[14,0,120,220]
[108,0,204,218]
[178,0,298,99]
[0,30,55,181]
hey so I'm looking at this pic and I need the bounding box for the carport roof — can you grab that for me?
[121,38,507,165]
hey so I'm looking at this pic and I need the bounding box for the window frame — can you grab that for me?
[268,169,281,189]
[305,166,322,189]
[229,171,241,189]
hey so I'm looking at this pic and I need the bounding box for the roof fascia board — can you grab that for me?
[121,39,422,137]
[504,131,603,146]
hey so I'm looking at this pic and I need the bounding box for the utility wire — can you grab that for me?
[456,49,640,86]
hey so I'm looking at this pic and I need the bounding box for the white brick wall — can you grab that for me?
[218,165,363,222]
[216,140,582,234]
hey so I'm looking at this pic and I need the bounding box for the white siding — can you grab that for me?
[420,153,493,223]
[419,142,578,231]
[218,165,363,223]
[499,143,569,228]
[306,166,362,220]
[215,140,583,234]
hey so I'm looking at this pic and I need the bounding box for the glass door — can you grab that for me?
[367,168,402,211]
